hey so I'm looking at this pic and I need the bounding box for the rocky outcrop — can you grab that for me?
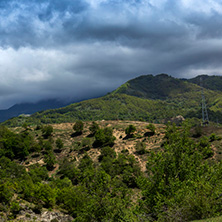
[14,208,73,222]
[171,115,185,125]
[164,115,185,125]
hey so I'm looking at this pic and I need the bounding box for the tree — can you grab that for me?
[94,127,116,147]
[56,138,64,150]
[44,151,56,170]
[146,123,155,136]
[125,125,136,138]
[73,120,84,135]
[42,125,53,139]
[98,146,116,162]
[89,121,99,136]
[139,124,215,221]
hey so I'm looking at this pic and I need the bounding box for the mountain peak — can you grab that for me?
[112,73,192,100]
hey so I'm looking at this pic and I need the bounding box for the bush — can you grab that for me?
[209,133,221,142]
[35,125,42,130]
[33,183,56,208]
[73,121,84,134]
[58,158,80,185]
[125,125,136,138]
[44,151,56,170]
[135,141,146,155]
[29,164,48,183]
[44,140,53,152]
[146,123,155,136]
[193,125,202,138]
[98,146,116,162]
[42,125,53,139]
[10,201,21,217]
[78,154,93,172]
[89,121,99,136]
[94,127,116,147]
[56,138,64,150]
[0,183,13,205]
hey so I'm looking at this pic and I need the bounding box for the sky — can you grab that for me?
[1,0,222,109]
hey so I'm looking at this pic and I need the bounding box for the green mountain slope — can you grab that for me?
[188,75,222,92]
[3,74,222,126]
[112,73,196,100]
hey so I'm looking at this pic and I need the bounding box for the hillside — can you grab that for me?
[188,75,222,92]
[3,74,222,127]
[112,73,195,100]
[2,74,222,221]
[1,120,222,221]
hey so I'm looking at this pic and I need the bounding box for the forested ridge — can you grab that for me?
[1,120,222,221]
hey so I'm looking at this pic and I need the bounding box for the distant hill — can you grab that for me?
[0,99,69,123]
[3,74,222,126]
[188,74,222,92]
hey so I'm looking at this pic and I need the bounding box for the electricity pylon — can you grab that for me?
[200,77,209,125]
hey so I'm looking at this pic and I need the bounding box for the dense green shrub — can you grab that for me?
[0,183,13,205]
[33,183,56,208]
[42,125,53,139]
[89,121,99,136]
[55,138,64,150]
[0,127,36,160]
[94,127,116,147]
[193,125,202,138]
[73,120,84,134]
[135,141,146,155]
[146,123,156,136]
[98,146,116,162]
[125,125,136,137]
[43,140,53,152]
[78,154,93,172]
[44,151,56,170]
[58,158,80,185]
[139,124,218,221]
[28,164,48,183]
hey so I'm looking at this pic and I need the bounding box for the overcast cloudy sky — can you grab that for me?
[0,0,222,108]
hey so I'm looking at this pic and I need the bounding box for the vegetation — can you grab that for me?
[41,125,53,138]
[89,121,99,136]
[94,127,116,147]
[73,120,84,135]
[3,73,222,221]
[1,120,222,221]
[135,141,146,154]
[125,124,136,137]
[146,123,156,136]
[55,138,63,149]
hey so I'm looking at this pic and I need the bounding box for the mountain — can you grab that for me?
[3,74,222,126]
[112,73,195,100]
[0,99,69,123]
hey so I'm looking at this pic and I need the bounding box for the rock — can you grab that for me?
[172,115,185,125]
[165,115,185,125]
[14,209,73,222]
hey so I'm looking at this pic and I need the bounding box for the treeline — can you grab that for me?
[1,122,222,221]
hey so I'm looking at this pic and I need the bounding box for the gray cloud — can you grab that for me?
[0,0,222,108]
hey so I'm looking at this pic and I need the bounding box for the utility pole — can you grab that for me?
[200,77,209,125]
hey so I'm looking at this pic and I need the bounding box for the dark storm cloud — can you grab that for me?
[0,0,222,108]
